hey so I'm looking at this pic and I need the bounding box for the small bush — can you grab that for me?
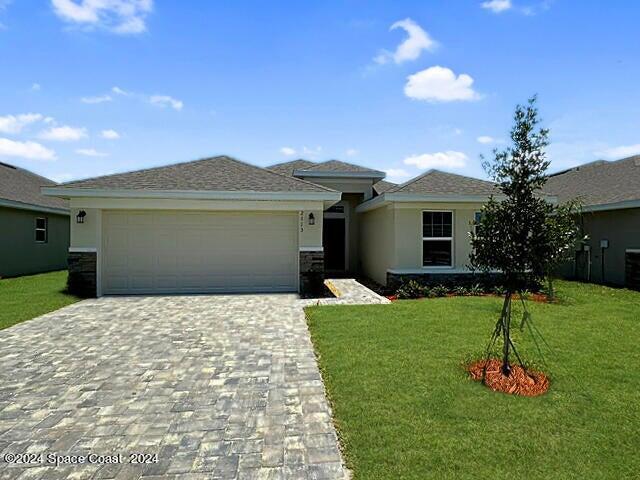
[469,283,484,296]
[396,280,426,299]
[454,285,469,296]
[492,285,506,296]
[431,285,449,297]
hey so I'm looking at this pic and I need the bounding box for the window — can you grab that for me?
[422,211,453,267]
[35,217,48,243]
[473,211,483,236]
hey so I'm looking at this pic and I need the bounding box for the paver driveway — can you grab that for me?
[0,295,348,479]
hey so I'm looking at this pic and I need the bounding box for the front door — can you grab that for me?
[323,217,346,272]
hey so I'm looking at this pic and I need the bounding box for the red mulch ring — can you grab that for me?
[467,359,550,397]
[386,295,398,301]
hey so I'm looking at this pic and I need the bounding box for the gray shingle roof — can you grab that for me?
[303,160,382,174]
[269,159,384,176]
[545,156,640,207]
[387,169,499,196]
[0,162,68,211]
[57,156,335,193]
[268,159,316,176]
[373,180,396,195]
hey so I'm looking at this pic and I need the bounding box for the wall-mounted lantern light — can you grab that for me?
[308,212,315,226]
[76,210,86,224]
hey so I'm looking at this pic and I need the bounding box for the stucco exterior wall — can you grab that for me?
[0,206,69,277]
[359,205,394,285]
[358,201,484,285]
[392,203,482,272]
[572,207,640,286]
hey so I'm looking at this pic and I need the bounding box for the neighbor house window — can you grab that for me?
[422,211,453,267]
[35,217,48,243]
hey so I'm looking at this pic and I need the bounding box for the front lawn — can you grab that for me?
[0,270,80,331]
[306,281,640,479]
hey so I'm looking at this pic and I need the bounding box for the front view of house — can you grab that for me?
[43,156,504,296]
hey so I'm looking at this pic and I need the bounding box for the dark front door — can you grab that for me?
[323,217,346,272]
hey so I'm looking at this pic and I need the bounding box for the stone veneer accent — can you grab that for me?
[67,251,97,297]
[299,250,324,297]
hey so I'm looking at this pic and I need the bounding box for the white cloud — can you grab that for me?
[81,94,112,104]
[385,168,411,181]
[101,129,120,139]
[0,113,44,134]
[111,86,129,96]
[149,95,183,111]
[39,125,87,141]
[345,148,359,157]
[481,0,512,13]
[404,66,481,102]
[403,151,468,170]
[50,0,153,35]
[31,83,41,91]
[375,18,437,65]
[302,146,322,158]
[280,147,296,156]
[595,144,640,159]
[477,135,495,144]
[0,138,56,160]
[76,148,108,157]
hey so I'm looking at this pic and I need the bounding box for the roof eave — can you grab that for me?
[355,192,525,213]
[581,199,640,212]
[41,187,341,202]
[0,197,70,215]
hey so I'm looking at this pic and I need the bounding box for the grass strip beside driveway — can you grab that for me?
[0,270,80,331]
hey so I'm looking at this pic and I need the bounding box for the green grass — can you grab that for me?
[0,270,80,330]
[306,281,640,480]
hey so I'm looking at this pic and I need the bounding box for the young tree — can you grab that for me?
[470,96,579,376]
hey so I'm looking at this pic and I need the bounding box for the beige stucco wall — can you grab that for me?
[572,207,640,286]
[393,203,481,271]
[359,205,394,284]
[359,201,485,284]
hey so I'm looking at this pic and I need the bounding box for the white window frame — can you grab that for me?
[421,210,454,268]
[35,217,48,243]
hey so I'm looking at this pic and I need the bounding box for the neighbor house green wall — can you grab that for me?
[0,206,69,278]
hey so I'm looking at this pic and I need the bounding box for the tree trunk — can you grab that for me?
[501,292,512,376]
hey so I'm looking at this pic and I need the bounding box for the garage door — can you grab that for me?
[102,210,298,294]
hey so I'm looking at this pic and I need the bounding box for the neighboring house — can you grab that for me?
[42,155,513,297]
[0,162,70,278]
[545,156,640,289]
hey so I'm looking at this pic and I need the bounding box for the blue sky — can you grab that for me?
[1,0,639,184]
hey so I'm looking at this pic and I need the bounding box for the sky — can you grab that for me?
[1,0,640,184]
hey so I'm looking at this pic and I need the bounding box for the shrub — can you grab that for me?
[454,285,469,296]
[469,283,484,296]
[396,280,426,299]
[431,285,448,297]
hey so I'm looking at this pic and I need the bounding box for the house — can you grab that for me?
[43,155,505,297]
[545,155,640,289]
[0,162,70,278]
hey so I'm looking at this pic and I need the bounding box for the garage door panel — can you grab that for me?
[103,211,298,294]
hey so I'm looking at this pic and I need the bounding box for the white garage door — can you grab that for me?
[102,210,298,294]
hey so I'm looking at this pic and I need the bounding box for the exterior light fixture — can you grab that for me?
[308,213,315,225]
[76,210,86,224]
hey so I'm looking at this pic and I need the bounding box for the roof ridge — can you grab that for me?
[387,169,436,192]
[0,161,57,185]
[245,159,338,192]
